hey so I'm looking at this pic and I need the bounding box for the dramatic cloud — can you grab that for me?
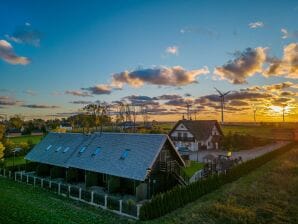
[155,94,183,100]
[263,81,294,91]
[69,100,93,104]
[112,66,209,87]
[165,46,179,55]
[5,23,42,46]
[249,21,264,29]
[22,104,60,109]
[65,90,93,97]
[0,40,30,65]
[281,28,298,39]
[82,85,112,95]
[123,95,159,106]
[0,96,18,106]
[265,43,298,78]
[214,47,266,84]
[165,98,193,107]
[228,100,250,106]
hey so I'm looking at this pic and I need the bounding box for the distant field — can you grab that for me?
[222,125,273,138]
[1,145,297,223]
[7,135,43,144]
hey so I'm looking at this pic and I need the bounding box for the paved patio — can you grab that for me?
[189,141,290,162]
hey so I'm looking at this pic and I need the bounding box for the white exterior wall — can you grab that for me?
[170,123,197,151]
[171,123,221,151]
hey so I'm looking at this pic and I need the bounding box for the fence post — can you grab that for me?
[137,204,142,218]
[9,171,11,179]
[20,172,22,182]
[58,183,61,195]
[91,191,94,204]
[104,195,108,208]
[79,188,82,200]
[41,178,43,188]
[49,181,52,189]
[14,172,17,181]
[3,169,5,177]
[26,175,29,184]
[68,185,71,197]
[119,200,122,214]
[34,177,36,186]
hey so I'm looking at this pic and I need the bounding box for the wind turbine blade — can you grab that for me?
[223,91,231,96]
[214,87,223,96]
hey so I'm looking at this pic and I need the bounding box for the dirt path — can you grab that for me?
[188,141,290,162]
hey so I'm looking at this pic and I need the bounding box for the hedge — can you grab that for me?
[140,142,295,220]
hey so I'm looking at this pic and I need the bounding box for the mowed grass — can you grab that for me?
[0,178,132,224]
[1,145,298,224]
[3,156,27,167]
[182,161,204,178]
[7,135,43,144]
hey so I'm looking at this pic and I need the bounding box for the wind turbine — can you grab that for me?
[185,103,192,120]
[252,105,258,123]
[214,88,231,124]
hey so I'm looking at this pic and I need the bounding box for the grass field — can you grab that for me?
[7,135,43,144]
[182,161,204,178]
[3,156,27,167]
[1,145,297,223]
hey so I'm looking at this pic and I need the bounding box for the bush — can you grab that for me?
[140,143,294,220]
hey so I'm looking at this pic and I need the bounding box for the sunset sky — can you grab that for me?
[1,0,298,122]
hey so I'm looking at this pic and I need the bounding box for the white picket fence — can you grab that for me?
[0,168,141,219]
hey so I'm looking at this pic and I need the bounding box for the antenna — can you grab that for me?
[214,87,231,124]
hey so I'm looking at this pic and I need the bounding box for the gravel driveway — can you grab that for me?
[189,141,290,162]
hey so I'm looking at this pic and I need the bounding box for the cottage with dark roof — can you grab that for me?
[25,132,185,200]
[169,120,223,151]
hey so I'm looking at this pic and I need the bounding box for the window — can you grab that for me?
[92,147,101,156]
[63,147,70,153]
[55,146,62,152]
[183,133,187,138]
[46,145,52,150]
[120,149,130,160]
[79,146,86,154]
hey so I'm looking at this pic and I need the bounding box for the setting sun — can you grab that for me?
[269,105,284,114]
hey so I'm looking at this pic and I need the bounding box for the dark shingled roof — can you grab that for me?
[25,132,184,181]
[170,120,223,141]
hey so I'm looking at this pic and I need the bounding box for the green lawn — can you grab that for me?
[182,161,204,178]
[1,145,297,223]
[7,135,43,144]
[3,156,26,167]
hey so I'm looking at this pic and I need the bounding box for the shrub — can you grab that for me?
[140,143,294,220]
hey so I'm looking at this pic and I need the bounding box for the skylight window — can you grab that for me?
[46,145,52,150]
[55,146,62,152]
[120,149,130,160]
[79,146,87,154]
[63,147,70,153]
[92,147,101,156]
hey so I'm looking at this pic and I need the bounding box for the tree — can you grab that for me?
[0,124,5,141]
[9,115,24,130]
[83,103,111,131]
[0,142,5,160]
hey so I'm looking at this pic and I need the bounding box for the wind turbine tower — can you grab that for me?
[214,88,231,124]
